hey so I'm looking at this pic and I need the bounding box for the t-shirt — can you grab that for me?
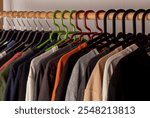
[84,47,122,101]
[51,42,87,101]
[102,44,138,101]
[65,49,99,101]
[108,48,150,101]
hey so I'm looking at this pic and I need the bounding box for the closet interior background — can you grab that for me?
[3,0,150,33]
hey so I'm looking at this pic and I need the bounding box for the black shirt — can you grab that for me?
[108,48,150,101]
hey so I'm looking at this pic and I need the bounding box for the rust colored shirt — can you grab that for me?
[51,43,87,101]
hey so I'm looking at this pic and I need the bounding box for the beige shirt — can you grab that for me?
[84,46,122,101]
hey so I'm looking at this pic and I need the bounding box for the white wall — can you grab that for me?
[3,0,150,34]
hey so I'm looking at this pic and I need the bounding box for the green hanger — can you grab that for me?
[37,10,65,49]
[56,10,77,43]
[45,10,77,51]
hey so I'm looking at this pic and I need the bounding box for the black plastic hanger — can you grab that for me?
[90,9,116,50]
[105,9,135,50]
[5,30,30,53]
[123,9,146,48]
[138,9,150,51]
[95,9,126,51]
[88,9,116,49]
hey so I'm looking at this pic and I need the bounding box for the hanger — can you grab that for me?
[0,17,14,45]
[33,12,52,48]
[6,12,35,53]
[138,9,150,51]
[22,12,44,51]
[37,10,65,49]
[91,10,104,39]
[76,10,98,42]
[123,9,146,48]
[58,10,77,47]
[87,10,110,46]
[45,10,76,51]
[88,9,116,49]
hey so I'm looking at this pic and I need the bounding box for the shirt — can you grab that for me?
[84,47,122,101]
[38,44,76,101]
[0,52,22,71]
[55,48,91,101]
[25,46,58,101]
[33,44,75,101]
[51,42,87,101]
[0,49,32,101]
[108,48,150,101]
[102,44,138,101]
[65,49,99,101]
[4,48,41,101]
[77,49,109,101]
[0,51,15,67]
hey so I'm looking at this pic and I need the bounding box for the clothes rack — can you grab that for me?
[0,10,150,20]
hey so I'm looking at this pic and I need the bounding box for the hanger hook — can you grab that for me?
[61,10,69,32]
[6,17,12,29]
[112,9,125,38]
[122,9,135,35]
[133,9,145,35]
[142,9,150,34]
[95,10,105,32]
[69,10,76,32]
[35,11,43,31]
[45,12,51,31]
[104,9,116,34]
[75,10,84,32]
[52,10,61,31]
[84,10,94,32]
[15,17,22,30]
[31,12,38,30]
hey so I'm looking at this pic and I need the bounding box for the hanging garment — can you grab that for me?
[54,47,91,101]
[84,46,122,101]
[0,48,32,101]
[77,48,110,101]
[38,44,76,101]
[65,49,99,101]
[102,44,138,101]
[4,47,42,101]
[34,44,75,101]
[25,46,58,101]
[51,42,88,101]
[108,48,150,101]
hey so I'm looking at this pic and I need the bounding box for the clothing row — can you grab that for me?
[0,29,150,101]
[0,34,150,101]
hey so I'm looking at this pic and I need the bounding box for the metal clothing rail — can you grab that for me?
[0,10,150,20]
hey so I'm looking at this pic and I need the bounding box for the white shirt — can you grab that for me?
[102,44,138,101]
[25,46,58,101]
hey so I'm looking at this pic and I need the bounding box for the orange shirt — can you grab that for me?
[51,42,87,101]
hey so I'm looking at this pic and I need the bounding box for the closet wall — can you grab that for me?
[3,0,150,34]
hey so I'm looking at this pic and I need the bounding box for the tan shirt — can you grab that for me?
[84,46,122,101]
